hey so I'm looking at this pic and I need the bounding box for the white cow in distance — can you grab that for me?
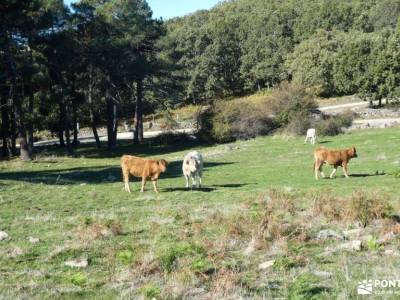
[182,151,203,188]
[305,128,316,145]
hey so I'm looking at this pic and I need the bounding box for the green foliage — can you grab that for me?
[314,113,354,136]
[273,256,306,272]
[116,250,135,265]
[288,273,330,300]
[200,98,276,143]
[365,236,384,251]
[139,283,161,299]
[68,272,87,287]
[394,169,400,178]
[270,82,317,127]
[158,242,206,273]
[349,191,393,227]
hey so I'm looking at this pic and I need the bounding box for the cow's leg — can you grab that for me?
[304,136,309,144]
[343,163,349,178]
[152,180,159,193]
[141,177,147,192]
[314,160,321,180]
[122,170,131,193]
[316,161,325,179]
[329,167,337,178]
[191,175,196,187]
[311,136,315,145]
[185,175,190,188]
[198,172,202,188]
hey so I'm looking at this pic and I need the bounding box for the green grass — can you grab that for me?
[0,127,400,299]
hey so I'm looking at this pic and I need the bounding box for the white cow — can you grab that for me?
[305,128,316,145]
[182,151,203,188]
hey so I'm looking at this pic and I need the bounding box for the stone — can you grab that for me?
[0,231,8,241]
[342,228,363,238]
[337,240,362,251]
[317,229,344,240]
[28,236,40,244]
[259,260,275,270]
[313,270,333,278]
[65,259,88,268]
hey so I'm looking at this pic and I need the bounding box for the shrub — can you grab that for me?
[68,272,87,286]
[139,283,161,299]
[158,242,206,273]
[116,249,135,265]
[284,111,313,136]
[288,273,330,299]
[314,113,353,136]
[151,131,195,146]
[348,191,393,227]
[313,191,393,227]
[199,98,276,143]
[270,82,317,127]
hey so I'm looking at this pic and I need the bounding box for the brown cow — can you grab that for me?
[313,146,357,180]
[121,155,168,193]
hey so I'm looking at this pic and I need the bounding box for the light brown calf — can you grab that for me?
[313,146,357,180]
[121,155,168,193]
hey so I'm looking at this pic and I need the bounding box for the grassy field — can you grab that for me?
[1,127,400,299]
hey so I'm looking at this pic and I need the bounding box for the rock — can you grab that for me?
[28,236,40,244]
[313,270,333,278]
[259,260,275,270]
[0,231,9,241]
[384,249,400,256]
[377,232,395,245]
[244,237,256,256]
[79,183,87,186]
[338,240,362,251]
[317,229,344,240]
[343,228,363,238]
[9,247,24,258]
[65,259,88,268]
[324,240,362,255]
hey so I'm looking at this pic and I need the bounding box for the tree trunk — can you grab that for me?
[10,102,17,156]
[3,30,31,160]
[88,68,101,148]
[27,91,34,151]
[133,79,144,144]
[72,102,79,146]
[59,98,72,154]
[1,95,9,157]
[106,76,117,149]
[58,101,65,147]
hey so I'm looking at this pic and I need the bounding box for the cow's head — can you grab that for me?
[157,159,168,172]
[349,146,357,158]
[186,156,199,173]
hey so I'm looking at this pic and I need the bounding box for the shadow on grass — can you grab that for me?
[0,161,235,186]
[350,172,385,177]
[162,187,216,192]
[318,140,331,144]
[28,137,211,160]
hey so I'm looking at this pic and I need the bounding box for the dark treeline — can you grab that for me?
[1,0,399,160]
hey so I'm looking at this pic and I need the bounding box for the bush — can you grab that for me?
[314,113,353,136]
[270,82,317,127]
[139,283,161,299]
[151,131,195,146]
[349,191,393,227]
[199,98,276,143]
[284,111,313,136]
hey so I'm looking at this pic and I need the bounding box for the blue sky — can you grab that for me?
[64,0,220,19]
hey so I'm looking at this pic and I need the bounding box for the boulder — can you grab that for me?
[259,260,275,270]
